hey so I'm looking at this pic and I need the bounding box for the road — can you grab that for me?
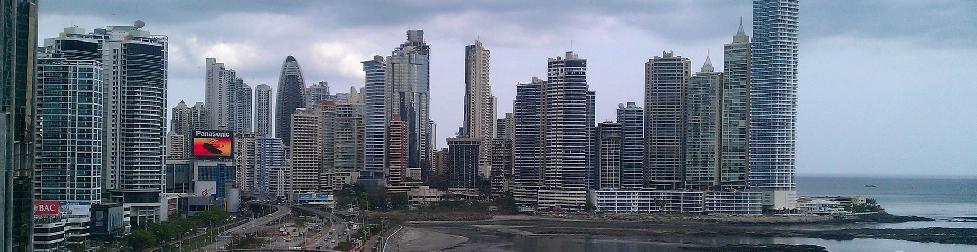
[294,206,352,251]
[197,204,291,252]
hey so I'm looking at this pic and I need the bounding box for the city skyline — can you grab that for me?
[34,0,977,178]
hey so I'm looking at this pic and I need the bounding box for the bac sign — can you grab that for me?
[34,200,60,216]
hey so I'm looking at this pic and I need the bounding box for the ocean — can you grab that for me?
[441,176,977,252]
[798,175,977,221]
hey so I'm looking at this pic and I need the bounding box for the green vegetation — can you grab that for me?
[228,236,269,250]
[846,198,883,213]
[334,240,353,250]
[128,208,233,250]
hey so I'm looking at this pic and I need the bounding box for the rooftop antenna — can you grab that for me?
[570,40,574,51]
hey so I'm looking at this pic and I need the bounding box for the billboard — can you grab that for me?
[34,200,60,216]
[192,130,233,158]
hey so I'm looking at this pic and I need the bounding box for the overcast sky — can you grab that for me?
[38,0,976,177]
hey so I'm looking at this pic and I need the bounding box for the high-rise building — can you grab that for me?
[316,101,337,192]
[205,58,234,130]
[538,51,591,210]
[462,40,495,179]
[512,77,544,208]
[644,51,691,190]
[685,57,723,190]
[332,102,365,187]
[597,122,622,189]
[234,81,252,132]
[166,130,187,160]
[290,108,321,197]
[585,90,597,190]
[723,20,751,191]
[188,102,208,133]
[255,137,288,199]
[276,56,306,145]
[446,138,481,189]
[234,132,256,193]
[616,102,644,189]
[171,101,190,135]
[34,57,102,250]
[385,30,432,184]
[496,113,514,140]
[489,138,513,197]
[431,148,449,186]
[751,0,799,210]
[305,81,330,108]
[385,117,409,192]
[361,56,386,184]
[49,22,170,226]
[1,0,38,248]
[254,84,273,137]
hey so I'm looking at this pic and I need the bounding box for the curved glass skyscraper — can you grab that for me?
[275,55,306,145]
[750,0,799,210]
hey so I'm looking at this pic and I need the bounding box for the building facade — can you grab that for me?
[361,56,386,185]
[597,122,622,189]
[615,102,644,189]
[385,30,432,184]
[289,108,321,197]
[275,56,306,145]
[722,20,751,191]
[255,137,288,199]
[446,138,480,189]
[33,57,103,250]
[462,40,495,179]
[751,0,800,210]
[644,51,691,190]
[254,84,272,137]
[685,57,723,190]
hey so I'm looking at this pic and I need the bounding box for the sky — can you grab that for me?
[37,0,977,177]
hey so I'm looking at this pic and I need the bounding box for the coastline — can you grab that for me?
[378,212,975,251]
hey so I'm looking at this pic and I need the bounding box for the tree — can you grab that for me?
[128,229,157,249]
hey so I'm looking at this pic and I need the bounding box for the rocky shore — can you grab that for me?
[398,213,975,248]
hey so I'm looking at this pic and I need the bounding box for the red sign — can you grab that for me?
[34,200,60,216]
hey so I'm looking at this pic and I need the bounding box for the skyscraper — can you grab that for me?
[597,122,623,189]
[254,84,272,137]
[51,22,171,226]
[255,137,288,199]
[205,58,234,130]
[234,132,256,193]
[1,1,37,248]
[385,30,432,184]
[234,81,252,132]
[305,81,330,108]
[446,138,481,189]
[171,101,190,135]
[511,78,543,208]
[34,56,102,250]
[361,56,386,185]
[751,0,799,210]
[685,57,723,190]
[385,117,409,192]
[538,52,593,210]
[644,51,691,190]
[722,19,752,191]
[276,56,306,145]
[616,102,644,189]
[290,108,321,196]
[586,90,597,189]
[332,102,365,187]
[462,40,495,178]
[188,102,208,133]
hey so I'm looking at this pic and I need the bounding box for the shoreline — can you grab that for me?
[382,212,977,249]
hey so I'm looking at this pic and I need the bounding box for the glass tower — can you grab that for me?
[751,0,800,210]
